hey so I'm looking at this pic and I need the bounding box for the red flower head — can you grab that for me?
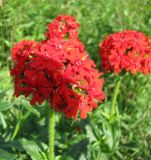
[99,30,151,74]
[45,15,80,40]
[51,50,105,120]
[11,15,105,120]
[36,37,105,119]
[10,40,53,105]
[11,40,37,64]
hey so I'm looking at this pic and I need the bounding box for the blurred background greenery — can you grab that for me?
[0,0,151,159]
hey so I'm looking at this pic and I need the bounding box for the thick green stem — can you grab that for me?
[48,107,55,160]
[111,78,121,115]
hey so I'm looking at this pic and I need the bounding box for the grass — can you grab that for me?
[0,0,151,159]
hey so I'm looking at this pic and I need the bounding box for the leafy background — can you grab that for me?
[0,0,151,159]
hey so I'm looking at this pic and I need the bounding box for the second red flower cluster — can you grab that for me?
[100,30,151,75]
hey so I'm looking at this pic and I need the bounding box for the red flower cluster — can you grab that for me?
[11,15,105,119]
[45,15,80,40]
[100,30,151,74]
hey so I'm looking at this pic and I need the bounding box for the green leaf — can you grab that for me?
[19,138,48,160]
[99,120,121,154]
[68,139,89,159]
[0,102,12,111]
[0,112,7,128]
[55,155,73,160]
[0,148,17,160]
[19,97,40,118]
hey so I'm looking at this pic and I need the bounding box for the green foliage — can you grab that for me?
[1,0,151,159]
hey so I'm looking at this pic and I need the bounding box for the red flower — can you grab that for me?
[99,30,151,74]
[51,62,105,119]
[10,40,53,105]
[11,15,105,120]
[45,15,80,40]
[11,40,38,64]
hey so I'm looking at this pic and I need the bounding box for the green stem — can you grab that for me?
[111,78,121,115]
[11,111,32,141]
[48,107,55,160]
[11,120,21,141]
